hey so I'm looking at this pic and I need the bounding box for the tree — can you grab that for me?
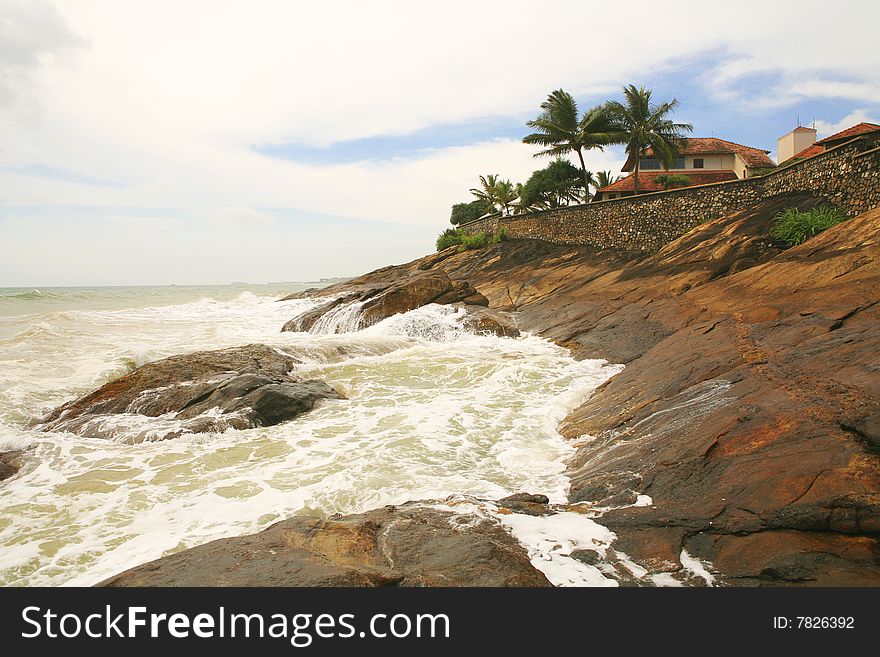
[518,159,588,210]
[595,170,619,189]
[654,173,691,190]
[523,89,619,201]
[605,84,693,195]
[450,198,492,225]
[469,174,517,216]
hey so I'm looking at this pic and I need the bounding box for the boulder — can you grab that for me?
[459,306,520,337]
[281,270,495,333]
[41,344,342,441]
[98,502,551,587]
[0,450,23,483]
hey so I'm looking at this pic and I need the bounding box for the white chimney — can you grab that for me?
[777,126,817,164]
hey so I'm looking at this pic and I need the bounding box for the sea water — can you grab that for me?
[0,284,622,586]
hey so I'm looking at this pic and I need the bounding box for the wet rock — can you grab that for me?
[293,194,880,585]
[459,306,520,337]
[41,344,343,440]
[281,269,496,333]
[500,493,550,504]
[98,502,551,587]
[359,271,456,326]
[568,548,601,565]
[0,450,23,482]
[496,492,552,516]
[281,294,360,332]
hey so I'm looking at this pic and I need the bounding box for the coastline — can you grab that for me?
[77,191,880,586]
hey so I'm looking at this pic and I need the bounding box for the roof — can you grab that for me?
[596,170,738,194]
[792,126,817,133]
[815,122,880,145]
[622,137,774,171]
[788,143,825,162]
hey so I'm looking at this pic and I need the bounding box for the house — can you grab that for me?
[594,137,775,201]
[777,122,880,165]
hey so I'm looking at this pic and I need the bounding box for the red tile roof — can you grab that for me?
[815,122,880,145]
[792,126,817,132]
[622,137,774,171]
[596,170,738,194]
[789,143,825,161]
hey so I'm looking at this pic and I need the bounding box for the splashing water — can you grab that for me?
[0,285,623,586]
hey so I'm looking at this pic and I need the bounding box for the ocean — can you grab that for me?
[0,283,621,586]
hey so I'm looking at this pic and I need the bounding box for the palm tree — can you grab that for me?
[469,174,517,216]
[523,89,619,202]
[595,170,619,189]
[605,85,693,195]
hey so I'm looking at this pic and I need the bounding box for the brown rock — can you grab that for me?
[281,268,496,334]
[285,194,880,585]
[459,306,520,337]
[41,344,343,441]
[0,450,23,483]
[98,503,551,587]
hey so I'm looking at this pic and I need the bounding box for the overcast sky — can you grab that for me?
[1,0,879,286]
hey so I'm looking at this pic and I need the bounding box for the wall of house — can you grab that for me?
[777,127,817,163]
[459,136,880,254]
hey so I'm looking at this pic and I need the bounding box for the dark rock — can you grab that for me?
[569,548,601,565]
[496,493,551,516]
[281,267,497,334]
[500,492,550,504]
[0,450,23,482]
[281,294,360,332]
[41,344,342,440]
[98,503,551,587]
[459,306,520,338]
[359,271,456,326]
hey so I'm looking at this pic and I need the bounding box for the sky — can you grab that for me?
[1,0,879,286]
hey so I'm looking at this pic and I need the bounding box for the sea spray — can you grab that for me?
[0,286,621,587]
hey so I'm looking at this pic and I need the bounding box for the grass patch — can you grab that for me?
[770,206,848,247]
[436,227,507,252]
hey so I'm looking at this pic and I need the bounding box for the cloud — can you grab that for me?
[1,0,878,284]
[0,0,83,106]
[814,109,880,139]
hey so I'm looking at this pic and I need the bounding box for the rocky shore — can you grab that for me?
[8,191,878,586]
[261,190,879,586]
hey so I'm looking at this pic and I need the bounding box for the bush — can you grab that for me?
[654,173,691,190]
[435,228,507,252]
[770,206,848,247]
[450,199,492,225]
[436,228,464,250]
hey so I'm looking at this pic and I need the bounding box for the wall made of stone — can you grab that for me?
[458,136,880,253]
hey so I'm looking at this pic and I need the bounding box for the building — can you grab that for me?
[778,122,880,165]
[594,137,775,201]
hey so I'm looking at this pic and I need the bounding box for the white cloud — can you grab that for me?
[0,0,878,284]
[814,109,880,139]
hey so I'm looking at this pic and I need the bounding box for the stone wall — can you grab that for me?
[459,135,880,253]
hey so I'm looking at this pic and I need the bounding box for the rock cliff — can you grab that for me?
[289,192,880,585]
[89,191,880,585]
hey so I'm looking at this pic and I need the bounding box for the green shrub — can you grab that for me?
[436,228,463,250]
[490,227,508,244]
[435,227,507,251]
[654,173,692,190]
[770,206,848,247]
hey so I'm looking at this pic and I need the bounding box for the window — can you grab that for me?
[693,158,704,169]
[640,157,684,170]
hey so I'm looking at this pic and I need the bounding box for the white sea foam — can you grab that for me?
[0,289,623,586]
[499,511,619,587]
[680,549,717,586]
